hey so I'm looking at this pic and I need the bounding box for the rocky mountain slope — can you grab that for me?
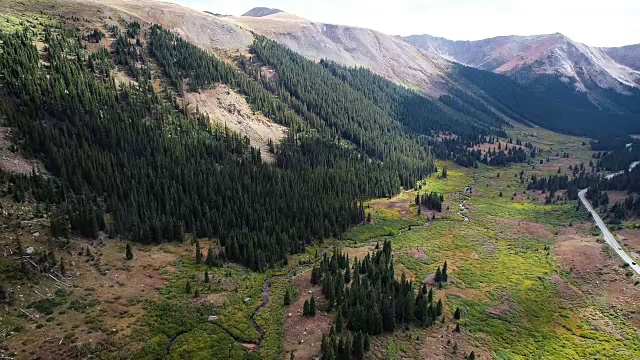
[403,33,640,94]
[603,44,640,72]
[242,7,283,17]
[227,9,453,96]
[78,0,253,49]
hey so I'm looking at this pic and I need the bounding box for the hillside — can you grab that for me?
[228,8,452,97]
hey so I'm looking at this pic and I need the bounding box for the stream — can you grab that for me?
[248,280,269,349]
[168,191,473,354]
[458,197,470,222]
[167,246,333,355]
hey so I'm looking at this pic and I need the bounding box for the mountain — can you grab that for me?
[227,8,453,96]
[403,33,640,136]
[603,44,640,72]
[18,1,640,138]
[242,7,283,17]
[403,33,640,94]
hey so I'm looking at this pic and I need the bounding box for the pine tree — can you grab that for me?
[206,247,215,267]
[0,283,9,304]
[310,296,317,317]
[436,299,443,316]
[193,287,199,298]
[344,333,352,357]
[442,261,448,282]
[185,281,191,294]
[204,270,210,283]
[303,300,310,317]
[454,307,461,320]
[455,323,461,333]
[335,308,343,333]
[59,257,66,276]
[195,240,203,264]
[364,333,370,351]
[344,267,351,284]
[125,243,133,260]
[435,266,442,283]
[353,331,364,359]
[469,351,476,360]
[284,289,291,306]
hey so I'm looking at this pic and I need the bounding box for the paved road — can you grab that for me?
[578,189,640,275]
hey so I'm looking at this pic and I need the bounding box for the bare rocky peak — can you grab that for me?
[403,33,640,94]
[227,12,452,96]
[242,7,284,17]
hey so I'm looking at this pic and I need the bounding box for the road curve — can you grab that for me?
[578,189,640,275]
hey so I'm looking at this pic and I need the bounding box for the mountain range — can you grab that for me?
[230,6,640,137]
[43,0,640,137]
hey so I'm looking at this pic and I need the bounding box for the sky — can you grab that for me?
[173,0,640,47]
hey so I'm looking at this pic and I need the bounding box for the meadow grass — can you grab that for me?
[350,151,640,359]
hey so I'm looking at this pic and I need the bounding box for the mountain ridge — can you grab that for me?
[402,32,640,94]
[242,7,283,17]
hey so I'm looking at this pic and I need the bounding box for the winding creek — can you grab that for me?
[168,190,473,354]
[458,197,470,221]
[248,280,269,349]
[167,246,333,355]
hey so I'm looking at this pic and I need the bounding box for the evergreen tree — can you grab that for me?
[454,307,461,320]
[284,289,291,306]
[435,266,442,283]
[310,296,317,317]
[125,243,133,260]
[353,331,364,359]
[204,270,210,283]
[185,281,191,294]
[59,257,66,276]
[442,261,448,282]
[0,283,9,304]
[195,240,203,264]
[335,307,343,333]
[303,300,310,317]
[206,247,215,267]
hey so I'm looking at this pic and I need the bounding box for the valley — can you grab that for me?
[1,1,640,360]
